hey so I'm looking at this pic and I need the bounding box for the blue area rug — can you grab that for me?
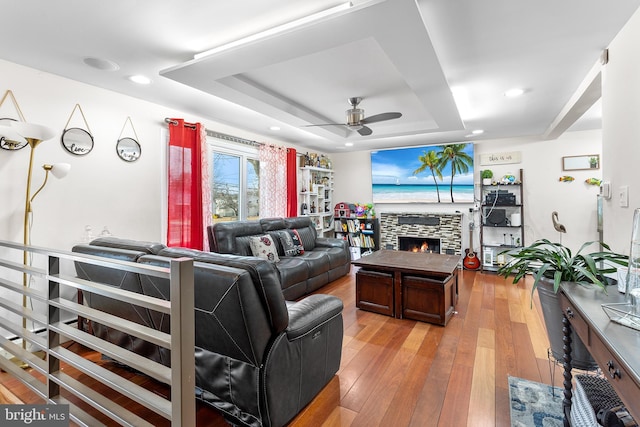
[509,376,564,427]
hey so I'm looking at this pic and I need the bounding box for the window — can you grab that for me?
[209,138,259,222]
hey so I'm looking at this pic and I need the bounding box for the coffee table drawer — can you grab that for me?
[402,274,455,326]
[356,269,394,316]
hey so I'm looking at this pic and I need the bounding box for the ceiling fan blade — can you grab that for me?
[302,123,346,127]
[357,125,373,136]
[361,112,402,124]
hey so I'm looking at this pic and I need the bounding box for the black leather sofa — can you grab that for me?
[72,237,344,427]
[208,216,350,300]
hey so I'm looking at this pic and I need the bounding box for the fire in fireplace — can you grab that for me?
[398,236,441,254]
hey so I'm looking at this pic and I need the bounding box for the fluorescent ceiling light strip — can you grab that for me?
[194,2,352,60]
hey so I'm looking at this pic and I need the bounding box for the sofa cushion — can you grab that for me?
[311,246,349,269]
[274,257,309,295]
[260,217,287,231]
[208,220,264,254]
[249,235,280,262]
[276,229,305,256]
[298,251,331,277]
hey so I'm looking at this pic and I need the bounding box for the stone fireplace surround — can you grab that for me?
[379,212,463,255]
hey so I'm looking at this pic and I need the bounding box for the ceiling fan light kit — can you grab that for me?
[305,96,402,137]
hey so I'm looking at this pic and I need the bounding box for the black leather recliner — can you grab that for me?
[72,237,344,427]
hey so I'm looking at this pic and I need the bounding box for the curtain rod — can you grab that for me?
[206,129,262,147]
[165,118,286,149]
[164,117,197,129]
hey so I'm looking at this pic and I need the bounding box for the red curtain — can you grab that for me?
[286,148,297,217]
[167,118,205,249]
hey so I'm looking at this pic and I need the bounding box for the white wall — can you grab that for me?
[333,130,603,253]
[602,6,640,255]
[0,59,294,252]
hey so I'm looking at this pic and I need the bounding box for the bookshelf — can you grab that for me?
[298,165,334,236]
[334,216,379,260]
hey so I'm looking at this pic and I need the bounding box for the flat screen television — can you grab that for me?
[370,142,474,203]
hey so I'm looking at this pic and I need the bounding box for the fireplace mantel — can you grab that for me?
[379,212,463,255]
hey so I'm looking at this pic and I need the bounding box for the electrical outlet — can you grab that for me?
[619,185,629,207]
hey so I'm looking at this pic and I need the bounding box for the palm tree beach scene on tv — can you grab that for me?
[370,142,474,203]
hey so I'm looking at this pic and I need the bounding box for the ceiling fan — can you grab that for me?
[304,97,402,136]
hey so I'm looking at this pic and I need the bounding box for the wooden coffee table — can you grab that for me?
[352,250,461,326]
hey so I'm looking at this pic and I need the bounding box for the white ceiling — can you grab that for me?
[1,0,638,152]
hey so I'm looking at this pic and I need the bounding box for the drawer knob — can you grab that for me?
[607,360,621,379]
[565,307,574,319]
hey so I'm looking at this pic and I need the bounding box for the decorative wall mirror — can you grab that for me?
[562,154,600,171]
[116,137,141,162]
[61,127,94,155]
[0,90,28,150]
[61,104,94,156]
[116,116,141,162]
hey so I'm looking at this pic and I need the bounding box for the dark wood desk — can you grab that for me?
[352,250,460,325]
[560,282,640,426]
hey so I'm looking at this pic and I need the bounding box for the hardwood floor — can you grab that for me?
[0,268,560,426]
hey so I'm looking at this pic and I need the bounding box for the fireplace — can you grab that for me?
[398,236,441,253]
[379,212,463,255]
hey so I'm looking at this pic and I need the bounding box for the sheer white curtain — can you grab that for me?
[259,145,287,217]
[199,125,212,250]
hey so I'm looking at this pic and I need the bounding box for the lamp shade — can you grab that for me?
[0,119,55,142]
[0,119,27,145]
[48,163,71,179]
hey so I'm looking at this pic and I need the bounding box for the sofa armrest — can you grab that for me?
[286,294,343,340]
[315,237,348,250]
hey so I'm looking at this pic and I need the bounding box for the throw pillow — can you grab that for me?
[278,229,305,256]
[249,235,280,262]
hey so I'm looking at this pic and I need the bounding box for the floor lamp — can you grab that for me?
[0,120,70,351]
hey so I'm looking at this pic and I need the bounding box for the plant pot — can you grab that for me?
[536,278,598,370]
[482,178,492,186]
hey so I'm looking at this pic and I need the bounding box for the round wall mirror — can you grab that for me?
[116,137,141,162]
[0,118,27,150]
[61,127,94,155]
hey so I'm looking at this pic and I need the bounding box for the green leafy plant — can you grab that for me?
[497,239,627,294]
[481,169,493,179]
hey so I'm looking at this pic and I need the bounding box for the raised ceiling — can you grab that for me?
[0,0,638,152]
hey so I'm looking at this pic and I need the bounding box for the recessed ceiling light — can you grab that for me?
[83,57,119,71]
[128,75,152,85]
[345,142,354,147]
[504,88,524,97]
[472,129,484,135]
[269,126,281,131]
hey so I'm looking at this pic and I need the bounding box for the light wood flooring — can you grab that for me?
[0,267,560,426]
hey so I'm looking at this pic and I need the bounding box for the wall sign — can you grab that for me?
[480,151,522,166]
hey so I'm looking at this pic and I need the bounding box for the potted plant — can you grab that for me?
[497,239,627,369]
[481,169,493,185]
